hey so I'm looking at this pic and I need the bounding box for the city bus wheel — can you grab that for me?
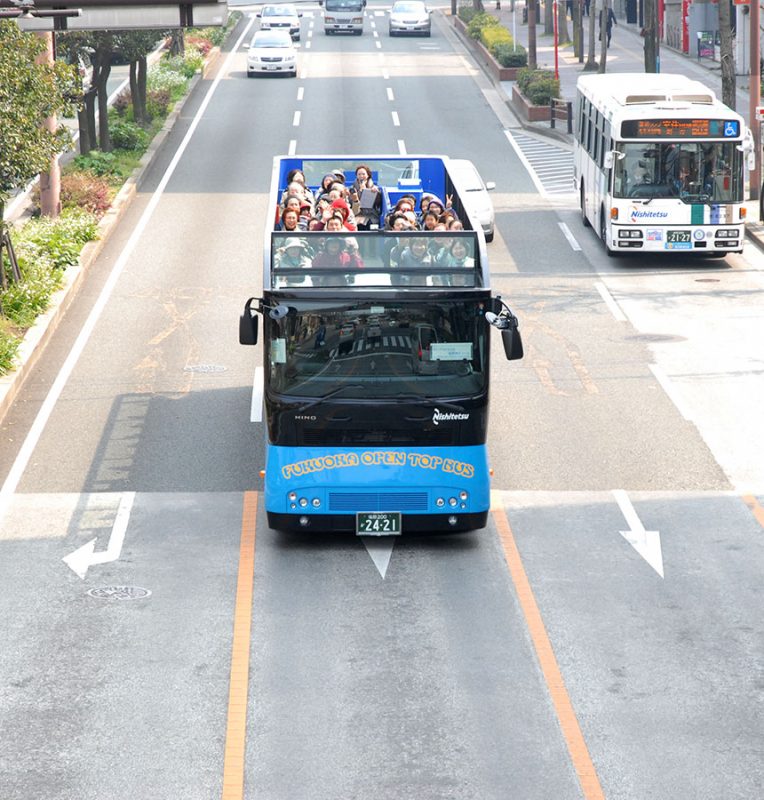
[600,207,614,257]
[580,186,590,227]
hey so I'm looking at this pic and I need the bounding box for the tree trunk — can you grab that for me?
[138,55,150,123]
[77,105,92,155]
[528,0,538,68]
[36,32,61,219]
[84,89,98,150]
[557,0,570,43]
[598,1,608,73]
[545,0,553,35]
[643,0,658,72]
[584,0,597,70]
[718,0,736,109]
[97,61,112,151]
[129,61,141,124]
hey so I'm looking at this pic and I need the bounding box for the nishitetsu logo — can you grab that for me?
[432,408,469,425]
[631,207,669,222]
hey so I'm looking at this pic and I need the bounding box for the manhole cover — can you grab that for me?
[183,364,227,373]
[87,586,152,600]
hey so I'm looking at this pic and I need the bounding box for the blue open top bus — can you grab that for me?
[239,155,523,534]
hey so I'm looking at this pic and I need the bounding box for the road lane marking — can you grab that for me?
[391,111,400,126]
[492,501,606,800]
[558,222,581,251]
[613,489,664,577]
[397,139,407,155]
[504,130,547,196]
[292,110,301,126]
[288,139,297,155]
[297,87,304,101]
[0,15,258,528]
[387,87,394,101]
[250,366,263,422]
[743,494,764,528]
[62,491,136,579]
[595,281,627,322]
[222,491,258,800]
[649,364,689,421]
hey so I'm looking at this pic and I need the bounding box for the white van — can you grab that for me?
[323,0,366,35]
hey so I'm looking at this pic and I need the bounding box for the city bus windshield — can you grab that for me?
[266,299,489,400]
[612,141,743,203]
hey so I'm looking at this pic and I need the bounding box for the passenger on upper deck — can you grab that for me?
[276,237,313,271]
[277,208,300,232]
[350,165,382,230]
[331,198,358,231]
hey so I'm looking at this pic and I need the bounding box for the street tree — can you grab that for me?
[718,0,735,109]
[113,30,167,125]
[584,0,598,71]
[598,0,608,73]
[0,21,76,234]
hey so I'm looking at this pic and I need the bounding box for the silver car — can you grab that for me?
[448,158,496,243]
[247,30,297,77]
[388,0,431,36]
[258,3,302,40]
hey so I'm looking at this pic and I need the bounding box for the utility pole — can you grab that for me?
[644,0,658,72]
[718,0,736,109]
[749,0,761,207]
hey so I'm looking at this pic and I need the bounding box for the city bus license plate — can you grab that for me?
[667,230,691,244]
[356,512,402,536]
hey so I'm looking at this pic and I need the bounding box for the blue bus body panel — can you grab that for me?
[265,444,490,516]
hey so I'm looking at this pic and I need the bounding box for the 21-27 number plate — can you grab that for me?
[356,512,402,536]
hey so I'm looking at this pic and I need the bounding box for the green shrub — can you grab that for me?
[73,150,120,177]
[186,35,213,56]
[146,87,172,118]
[112,89,132,117]
[493,42,528,67]
[481,24,512,51]
[0,257,63,327]
[192,25,226,47]
[60,172,112,217]
[15,209,99,270]
[467,12,499,39]
[457,5,479,23]
[0,318,21,375]
[111,120,150,151]
[148,64,187,96]
[517,67,560,104]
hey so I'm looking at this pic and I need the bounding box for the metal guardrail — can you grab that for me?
[550,98,573,134]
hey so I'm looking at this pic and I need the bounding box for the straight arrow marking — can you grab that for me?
[361,536,395,579]
[63,492,136,579]
[612,489,664,578]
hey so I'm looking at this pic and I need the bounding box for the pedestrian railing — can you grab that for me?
[550,98,573,134]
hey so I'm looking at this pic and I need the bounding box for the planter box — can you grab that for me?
[511,84,551,122]
[452,16,521,81]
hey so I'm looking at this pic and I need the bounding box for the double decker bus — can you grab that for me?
[575,73,754,256]
[239,155,523,534]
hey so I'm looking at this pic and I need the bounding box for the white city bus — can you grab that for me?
[575,73,754,256]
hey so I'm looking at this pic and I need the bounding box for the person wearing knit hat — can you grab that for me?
[331,198,357,231]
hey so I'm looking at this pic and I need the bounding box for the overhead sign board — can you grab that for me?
[5,0,227,30]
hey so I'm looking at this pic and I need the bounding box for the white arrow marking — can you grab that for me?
[361,536,395,579]
[63,492,136,579]
[612,489,664,578]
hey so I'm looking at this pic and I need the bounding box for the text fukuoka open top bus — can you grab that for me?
[575,73,754,255]
[239,155,523,535]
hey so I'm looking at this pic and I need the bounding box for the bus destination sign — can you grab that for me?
[621,118,741,139]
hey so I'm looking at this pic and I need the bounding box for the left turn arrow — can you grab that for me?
[63,492,136,579]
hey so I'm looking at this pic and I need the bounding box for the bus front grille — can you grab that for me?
[329,492,428,512]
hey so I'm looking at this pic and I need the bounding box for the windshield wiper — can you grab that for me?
[295,383,364,413]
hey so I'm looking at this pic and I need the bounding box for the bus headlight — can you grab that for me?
[299,497,308,508]
[289,492,297,501]
[449,497,458,507]
[312,498,321,508]
[436,497,445,507]
[459,491,468,501]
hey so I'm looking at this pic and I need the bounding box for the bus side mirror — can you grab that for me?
[501,327,523,361]
[239,297,259,346]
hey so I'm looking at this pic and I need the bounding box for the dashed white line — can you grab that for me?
[382,69,389,79]
[297,87,304,101]
[293,110,301,126]
[387,87,394,101]
[288,139,297,155]
[391,111,400,126]
[375,40,381,49]
[398,139,407,155]
[595,281,627,321]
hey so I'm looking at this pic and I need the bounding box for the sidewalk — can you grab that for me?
[472,3,764,238]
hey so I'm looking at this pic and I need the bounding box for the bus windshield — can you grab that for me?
[324,0,364,10]
[267,299,488,400]
[613,141,743,203]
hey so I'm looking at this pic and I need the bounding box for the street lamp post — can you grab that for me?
[553,0,559,79]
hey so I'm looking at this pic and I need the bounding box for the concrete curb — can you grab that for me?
[0,48,223,425]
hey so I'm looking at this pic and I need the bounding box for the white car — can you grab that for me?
[448,158,496,242]
[247,30,297,78]
[389,0,431,37]
[257,3,302,40]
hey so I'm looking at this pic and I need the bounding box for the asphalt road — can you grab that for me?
[1,4,763,799]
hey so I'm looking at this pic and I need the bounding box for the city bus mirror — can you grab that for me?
[501,327,523,361]
[239,298,259,346]
[603,150,625,170]
[268,304,291,321]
